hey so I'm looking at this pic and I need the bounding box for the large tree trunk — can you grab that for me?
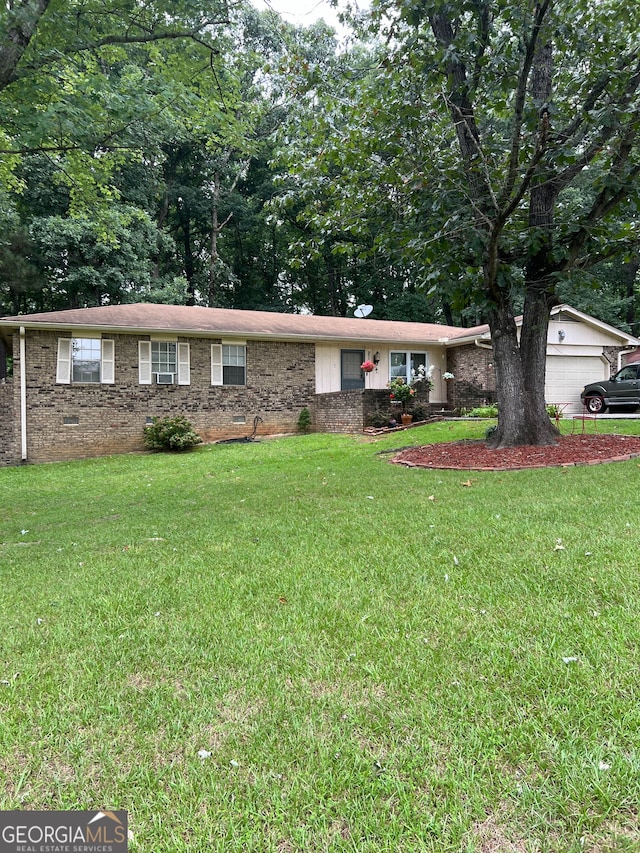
[487,26,559,448]
[486,285,559,448]
[486,300,527,448]
[520,289,560,444]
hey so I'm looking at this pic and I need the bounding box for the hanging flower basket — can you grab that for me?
[361,360,375,373]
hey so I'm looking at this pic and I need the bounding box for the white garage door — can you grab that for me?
[545,356,608,413]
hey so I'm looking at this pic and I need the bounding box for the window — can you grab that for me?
[211,344,246,386]
[72,338,101,382]
[152,341,176,377]
[390,351,428,383]
[56,338,114,384]
[138,341,190,385]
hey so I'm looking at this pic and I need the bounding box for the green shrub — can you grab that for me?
[467,404,499,418]
[546,404,562,419]
[411,403,429,422]
[366,408,391,428]
[144,415,203,452]
[297,407,312,433]
[485,424,498,440]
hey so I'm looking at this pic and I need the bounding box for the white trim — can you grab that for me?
[548,304,639,342]
[177,342,190,385]
[211,344,223,385]
[101,339,115,384]
[389,349,429,383]
[56,338,73,385]
[138,341,152,384]
[617,347,638,370]
[56,338,72,384]
[20,327,27,461]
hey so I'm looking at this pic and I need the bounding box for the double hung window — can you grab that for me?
[211,344,246,386]
[56,338,114,384]
[138,341,190,385]
[390,351,428,383]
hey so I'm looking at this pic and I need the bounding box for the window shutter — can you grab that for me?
[177,342,190,385]
[211,344,223,385]
[101,339,115,384]
[56,338,72,384]
[139,341,152,384]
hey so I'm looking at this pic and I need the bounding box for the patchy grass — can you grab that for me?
[1,420,640,851]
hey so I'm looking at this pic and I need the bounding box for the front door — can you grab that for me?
[341,349,366,390]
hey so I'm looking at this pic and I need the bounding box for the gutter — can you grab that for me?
[475,338,493,350]
[617,346,638,370]
[19,326,27,462]
[0,319,449,348]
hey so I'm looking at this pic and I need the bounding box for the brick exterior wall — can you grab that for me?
[2,328,634,467]
[0,380,16,465]
[604,346,629,374]
[314,386,433,433]
[445,344,497,410]
[314,391,366,433]
[2,330,316,465]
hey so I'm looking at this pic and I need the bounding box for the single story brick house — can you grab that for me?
[0,302,637,465]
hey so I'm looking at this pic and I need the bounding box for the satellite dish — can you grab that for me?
[354,304,373,318]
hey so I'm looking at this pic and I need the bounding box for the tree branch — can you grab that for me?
[498,0,552,209]
[561,123,640,270]
[0,0,52,89]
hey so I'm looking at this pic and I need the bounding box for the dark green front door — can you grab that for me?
[341,349,366,390]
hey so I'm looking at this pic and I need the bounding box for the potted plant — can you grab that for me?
[388,377,416,424]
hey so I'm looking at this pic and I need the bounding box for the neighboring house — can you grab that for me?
[0,302,637,466]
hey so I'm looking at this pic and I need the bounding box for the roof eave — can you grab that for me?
[0,318,452,347]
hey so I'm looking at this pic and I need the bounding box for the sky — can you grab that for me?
[250,0,365,33]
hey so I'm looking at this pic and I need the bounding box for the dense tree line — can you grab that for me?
[2,0,640,446]
[0,1,435,321]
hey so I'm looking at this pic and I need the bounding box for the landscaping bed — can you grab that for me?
[392,432,640,470]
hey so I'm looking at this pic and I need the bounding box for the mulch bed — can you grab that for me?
[391,434,640,471]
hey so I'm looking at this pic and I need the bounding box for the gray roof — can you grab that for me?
[0,303,477,345]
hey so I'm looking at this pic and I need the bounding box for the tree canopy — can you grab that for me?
[2,0,640,446]
[274,0,640,444]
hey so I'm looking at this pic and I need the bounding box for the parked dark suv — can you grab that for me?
[580,364,640,413]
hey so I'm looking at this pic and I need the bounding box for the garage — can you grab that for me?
[545,355,608,412]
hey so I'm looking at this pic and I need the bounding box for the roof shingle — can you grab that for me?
[0,303,479,344]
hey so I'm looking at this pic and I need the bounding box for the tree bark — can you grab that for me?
[622,255,640,334]
[179,208,196,306]
[0,0,51,91]
[487,23,559,447]
[519,289,560,443]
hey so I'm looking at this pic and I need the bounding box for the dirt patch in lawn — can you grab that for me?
[391,433,640,471]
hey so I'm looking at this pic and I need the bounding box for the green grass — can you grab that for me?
[1,420,640,852]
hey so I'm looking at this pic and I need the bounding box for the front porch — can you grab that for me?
[313,387,449,433]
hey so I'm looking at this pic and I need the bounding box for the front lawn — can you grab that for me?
[1,420,639,851]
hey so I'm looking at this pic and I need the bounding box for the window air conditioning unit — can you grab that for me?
[156,372,175,385]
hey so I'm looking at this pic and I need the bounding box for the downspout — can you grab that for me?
[617,347,637,371]
[475,338,495,400]
[19,326,27,462]
[474,338,492,350]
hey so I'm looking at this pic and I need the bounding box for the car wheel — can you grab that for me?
[585,395,606,414]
